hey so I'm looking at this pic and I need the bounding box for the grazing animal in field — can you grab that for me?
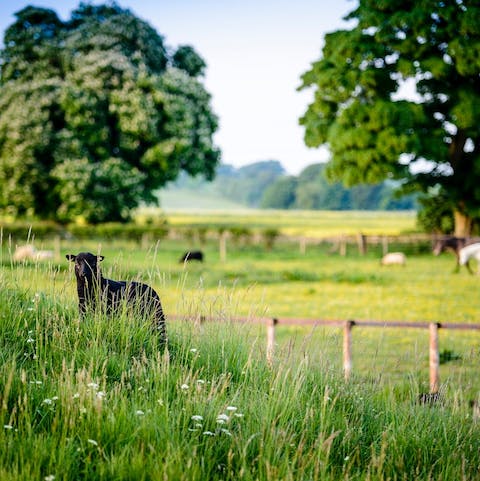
[13,245,54,261]
[431,236,480,271]
[66,252,167,342]
[179,250,204,263]
[381,252,406,266]
[458,242,480,274]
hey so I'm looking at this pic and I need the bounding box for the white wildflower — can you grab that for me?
[87,382,99,390]
[180,384,189,390]
[234,413,244,418]
[226,406,237,412]
[96,391,106,399]
[216,414,229,423]
[42,398,53,405]
[4,425,13,430]
[136,410,145,416]
[26,338,35,343]
[45,475,55,481]
[191,415,203,422]
[87,439,98,446]
[52,396,59,401]
[190,348,198,353]
[220,428,232,436]
[203,431,215,436]
[196,379,205,385]
[72,393,80,399]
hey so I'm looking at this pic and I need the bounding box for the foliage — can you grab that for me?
[0,4,219,223]
[259,163,417,210]
[164,162,417,210]
[216,160,286,206]
[299,0,480,235]
[416,189,455,234]
[260,175,297,208]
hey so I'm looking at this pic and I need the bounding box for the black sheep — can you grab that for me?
[179,250,204,263]
[66,252,166,342]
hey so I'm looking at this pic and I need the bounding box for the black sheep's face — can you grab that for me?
[66,252,104,280]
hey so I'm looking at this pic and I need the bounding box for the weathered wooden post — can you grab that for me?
[266,318,278,366]
[339,236,347,256]
[382,236,389,256]
[429,322,440,393]
[343,320,354,381]
[219,231,227,262]
[357,233,367,255]
[54,235,61,260]
[299,237,307,255]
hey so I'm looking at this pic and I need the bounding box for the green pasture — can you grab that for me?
[139,208,418,237]
[1,211,480,480]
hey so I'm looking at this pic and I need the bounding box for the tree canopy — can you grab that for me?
[260,163,416,210]
[299,0,480,236]
[0,3,220,223]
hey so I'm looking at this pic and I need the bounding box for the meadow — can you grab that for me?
[1,210,480,480]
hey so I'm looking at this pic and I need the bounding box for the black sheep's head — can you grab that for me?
[66,252,104,281]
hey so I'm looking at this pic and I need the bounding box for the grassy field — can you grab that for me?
[145,208,418,237]
[1,211,480,480]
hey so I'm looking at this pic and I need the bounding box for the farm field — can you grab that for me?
[141,208,418,237]
[1,210,480,480]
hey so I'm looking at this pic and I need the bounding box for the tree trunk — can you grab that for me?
[454,210,473,237]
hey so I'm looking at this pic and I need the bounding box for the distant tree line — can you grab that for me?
[166,160,417,211]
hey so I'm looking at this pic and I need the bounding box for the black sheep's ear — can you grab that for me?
[66,254,76,262]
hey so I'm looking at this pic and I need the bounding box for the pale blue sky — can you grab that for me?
[0,0,354,174]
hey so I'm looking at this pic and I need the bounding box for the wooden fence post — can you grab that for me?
[54,235,61,260]
[357,233,367,255]
[343,320,354,381]
[382,236,389,256]
[266,318,278,366]
[339,236,347,256]
[219,232,227,262]
[299,237,306,255]
[429,322,440,393]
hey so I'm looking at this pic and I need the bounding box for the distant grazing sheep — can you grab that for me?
[381,252,406,266]
[66,252,167,343]
[179,250,204,263]
[458,242,480,274]
[13,245,54,261]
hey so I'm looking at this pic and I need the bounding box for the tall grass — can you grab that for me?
[1,274,480,480]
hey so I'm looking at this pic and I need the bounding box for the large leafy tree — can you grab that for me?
[299,0,480,236]
[0,4,220,223]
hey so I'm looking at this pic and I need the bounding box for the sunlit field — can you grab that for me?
[141,208,418,237]
[1,210,480,480]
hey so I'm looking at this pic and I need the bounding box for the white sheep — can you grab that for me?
[13,245,54,262]
[381,252,406,266]
[458,242,480,274]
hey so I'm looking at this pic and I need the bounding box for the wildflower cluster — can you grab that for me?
[189,405,244,438]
